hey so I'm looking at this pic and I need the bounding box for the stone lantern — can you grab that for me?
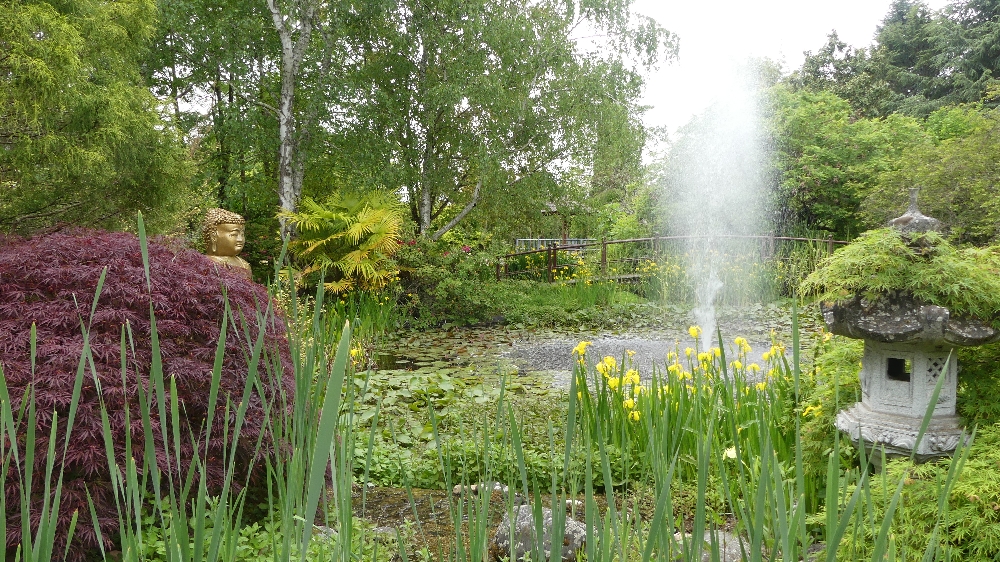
[825,190,1000,462]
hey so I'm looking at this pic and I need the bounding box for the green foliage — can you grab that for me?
[796,336,863,505]
[394,237,653,328]
[316,0,674,239]
[284,191,404,293]
[395,238,510,325]
[801,228,1000,324]
[791,32,897,118]
[864,104,1000,243]
[832,425,1000,561]
[956,342,1000,426]
[769,85,927,238]
[348,364,594,490]
[137,499,391,562]
[792,0,1000,119]
[0,0,194,234]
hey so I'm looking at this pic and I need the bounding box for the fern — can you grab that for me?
[282,190,404,293]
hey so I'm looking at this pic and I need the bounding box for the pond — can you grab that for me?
[374,301,823,389]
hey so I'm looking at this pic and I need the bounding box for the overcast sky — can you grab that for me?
[632,0,952,135]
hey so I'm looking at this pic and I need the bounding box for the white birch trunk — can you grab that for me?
[267,0,314,235]
[431,178,481,241]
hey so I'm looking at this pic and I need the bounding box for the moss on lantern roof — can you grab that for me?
[800,228,1000,325]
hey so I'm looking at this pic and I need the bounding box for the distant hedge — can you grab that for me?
[0,230,293,560]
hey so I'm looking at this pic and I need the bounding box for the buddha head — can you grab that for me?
[202,208,246,257]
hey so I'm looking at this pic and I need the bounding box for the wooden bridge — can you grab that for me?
[496,234,849,283]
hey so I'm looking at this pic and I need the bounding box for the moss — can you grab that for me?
[801,228,1000,326]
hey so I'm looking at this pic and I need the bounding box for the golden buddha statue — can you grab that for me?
[202,208,252,279]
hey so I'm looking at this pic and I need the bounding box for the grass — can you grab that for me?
[0,222,978,561]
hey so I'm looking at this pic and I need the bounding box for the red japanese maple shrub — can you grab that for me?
[0,230,294,559]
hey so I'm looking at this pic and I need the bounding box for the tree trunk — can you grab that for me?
[267,0,315,236]
[431,179,481,241]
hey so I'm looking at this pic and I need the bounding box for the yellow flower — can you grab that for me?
[624,369,640,385]
[755,381,767,391]
[626,349,636,358]
[748,363,761,372]
[629,410,640,421]
[666,351,677,362]
[688,325,702,338]
[734,337,747,347]
[697,352,711,363]
[623,398,635,409]
[712,347,721,357]
[685,347,694,357]
[730,360,742,370]
[802,404,822,418]
[596,362,610,376]
[608,377,621,390]
[667,363,681,375]
[762,350,772,361]
[573,341,592,356]
[602,356,617,369]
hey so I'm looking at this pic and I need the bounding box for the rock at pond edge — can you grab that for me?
[490,505,586,562]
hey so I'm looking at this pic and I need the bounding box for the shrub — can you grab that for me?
[946,343,1000,432]
[795,335,863,508]
[0,230,293,559]
[395,238,509,325]
[801,228,1000,325]
[834,425,1000,561]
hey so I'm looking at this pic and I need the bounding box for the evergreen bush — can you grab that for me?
[832,425,1000,560]
[0,230,293,559]
[801,228,1000,326]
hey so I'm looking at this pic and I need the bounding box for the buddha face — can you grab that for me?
[210,223,245,256]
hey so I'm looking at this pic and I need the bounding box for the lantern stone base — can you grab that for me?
[835,402,966,465]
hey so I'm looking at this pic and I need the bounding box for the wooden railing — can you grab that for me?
[496,234,850,282]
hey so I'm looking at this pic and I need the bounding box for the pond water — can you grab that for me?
[373,302,822,390]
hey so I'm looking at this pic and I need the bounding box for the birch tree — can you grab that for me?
[325,0,676,239]
[266,0,315,223]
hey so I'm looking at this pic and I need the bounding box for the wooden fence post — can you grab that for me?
[762,232,775,260]
[600,239,607,277]
[496,261,501,281]
[827,234,834,255]
[547,246,554,283]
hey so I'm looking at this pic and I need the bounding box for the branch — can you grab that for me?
[431,178,480,241]
[266,0,288,37]
[232,89,279,116]
[430,198,449,221]
[0,200,84,226]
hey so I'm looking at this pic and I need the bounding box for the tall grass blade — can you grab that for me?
[302,320,352,552]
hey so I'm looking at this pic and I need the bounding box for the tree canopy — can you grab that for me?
[1,0,192,233]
